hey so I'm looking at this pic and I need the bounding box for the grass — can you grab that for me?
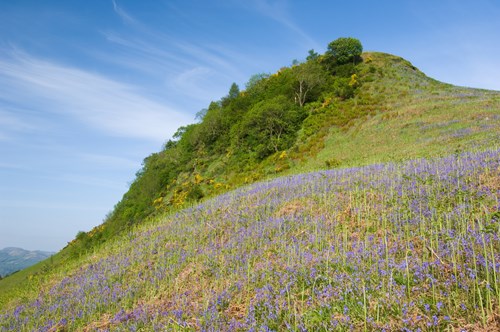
[295,53,500,172]
[1,148,499,331]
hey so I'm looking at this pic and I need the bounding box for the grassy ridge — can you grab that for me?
[1,149,499,330]
[296,53,500,171]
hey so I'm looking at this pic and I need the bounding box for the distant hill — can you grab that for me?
[0,247,53,277]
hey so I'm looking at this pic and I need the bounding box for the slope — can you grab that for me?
[70,50,500,254]
[1,149,499,330]
[299,52,500,170]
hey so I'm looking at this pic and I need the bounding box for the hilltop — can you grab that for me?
[0,38,499,330]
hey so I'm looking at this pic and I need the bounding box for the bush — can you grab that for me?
[325,158,342,168]
[327,37,363,65]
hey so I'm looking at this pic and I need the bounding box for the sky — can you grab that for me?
[1,0,499,252]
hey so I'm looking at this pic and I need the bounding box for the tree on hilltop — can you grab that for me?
[326,37,363,65]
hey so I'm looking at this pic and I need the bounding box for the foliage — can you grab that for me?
[235,96,306,159]
[326,37,363,65]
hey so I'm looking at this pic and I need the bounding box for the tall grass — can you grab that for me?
[1,149,499,331]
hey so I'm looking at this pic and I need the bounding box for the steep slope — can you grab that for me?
[1,149,499,330]
[72,51,500,253]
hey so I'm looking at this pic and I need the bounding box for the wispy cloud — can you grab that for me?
[0,50,191,143]
[103,2,251,101]
[243,0,319,50]
[111,0,137,26]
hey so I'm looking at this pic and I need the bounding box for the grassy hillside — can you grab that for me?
[1,149,499,330]
[298,53,500,171]
[1,41,500,330]
[69,50,500,254]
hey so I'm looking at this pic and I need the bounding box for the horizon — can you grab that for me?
[1,0,500,252]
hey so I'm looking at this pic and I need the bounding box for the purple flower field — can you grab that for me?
[1,149,499,331]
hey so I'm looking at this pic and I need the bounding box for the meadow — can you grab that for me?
[1,148,499,331]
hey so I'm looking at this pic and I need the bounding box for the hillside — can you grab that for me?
[70,48,500,254]
[0,39,500,330]
[1,149,499,330]
[0,248,53,278]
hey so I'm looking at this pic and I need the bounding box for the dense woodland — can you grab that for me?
[73,37,388,252]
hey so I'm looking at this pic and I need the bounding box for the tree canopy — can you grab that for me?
[327,37,363,65]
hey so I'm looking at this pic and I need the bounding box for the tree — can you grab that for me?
[326,37,363,65]
[195,108,208,121]
[306,49,319,61]
[293,61,327,107]
[227,83,240,99]
[245,73,270,90]
[236,96,306,159]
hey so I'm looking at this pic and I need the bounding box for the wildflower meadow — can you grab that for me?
[1,149,499,331]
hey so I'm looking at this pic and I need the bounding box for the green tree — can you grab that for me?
[236,96,305,159]
[245,73,270,90]
[306,49,319,61]
[326,37,363,65]
[228,82,240,99]
[293,61,327,107]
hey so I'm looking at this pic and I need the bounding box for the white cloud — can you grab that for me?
[170,66,226,102]
[0,51,191,143]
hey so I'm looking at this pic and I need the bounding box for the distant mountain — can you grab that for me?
[0,247,53,277]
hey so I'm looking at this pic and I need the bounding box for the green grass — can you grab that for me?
[293,52,500,171]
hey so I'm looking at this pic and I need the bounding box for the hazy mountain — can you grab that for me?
[0,247,53,277]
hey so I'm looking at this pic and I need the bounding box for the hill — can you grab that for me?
[0,38,499,330]
[68,48,500,255]
[0,247,53,278]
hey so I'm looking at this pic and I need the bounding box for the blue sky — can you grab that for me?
[1,0,499,252]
